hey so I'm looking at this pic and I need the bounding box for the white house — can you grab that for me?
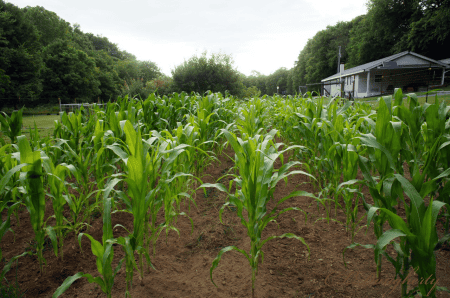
[321,51,450,99]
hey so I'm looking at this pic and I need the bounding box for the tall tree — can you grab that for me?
[347,0,421,67]
[139,61,161,83]
[171,51,244,96]
[265,68,290,95]
[293,18,360,91]
[41,39,100,104]
[23,6,71,47]
[242,71,267,95]
[91,50,121,101]
[0,1,43,109]
[405,0,450,59]
[86,33,124,60]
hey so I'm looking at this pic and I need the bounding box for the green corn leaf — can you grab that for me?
[210,246,250,287]
[0,163,28,191]
[394,174,424,232]
[0,251,31,282]
[374,229,407,262]
[102,197,113,245]
[45,226,59,257]
[78,233,104,275]
[259,233,309,260]
[343,243,375,268]
[358,133,395,170]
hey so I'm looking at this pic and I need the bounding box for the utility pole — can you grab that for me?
[337,46,341,74]
[337,46,342,98]
[426,63,431,103]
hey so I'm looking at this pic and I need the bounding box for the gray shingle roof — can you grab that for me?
[322,51,449,82]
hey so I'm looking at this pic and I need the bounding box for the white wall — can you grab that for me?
[395,54,430,66]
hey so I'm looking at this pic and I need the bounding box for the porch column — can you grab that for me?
[366,71,370,96]
[442,68,446,86]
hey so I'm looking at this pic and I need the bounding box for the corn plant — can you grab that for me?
[110,235,138,297]
[335,180,366,241]
[0,107,23,144]
[0,201,21,262]
[17,135,57,273]
[0,251,32,296]
[119,121,156,281]
[0,144,23,222]
[57,139,100,228]
[108,121,195,283]
[235,98,266,139]
[344,90,450,296]
[41,156,77,260]
[202,128,315,297]
[353,92,406,280]
[52,197,124,298]
[360,174,450,297]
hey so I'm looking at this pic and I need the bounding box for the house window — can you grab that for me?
[375,75,382,82]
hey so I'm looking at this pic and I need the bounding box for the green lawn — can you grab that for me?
[1,114,59,143]
[22,114,60,129]
[354,93,450,109]
[357,86,450,102]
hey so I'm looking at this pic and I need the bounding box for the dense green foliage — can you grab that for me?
[0,1,43,109]
[41,39,101,103]
[1,91,449,297]
[0,1,162,109]
[171,52,244,96]
[292,19,360,92]
[289,0,450,92]
[0,0,449,108]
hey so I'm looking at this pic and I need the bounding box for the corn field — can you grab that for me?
[0,90,449,297]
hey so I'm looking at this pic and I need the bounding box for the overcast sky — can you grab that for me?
[9,0,367,76]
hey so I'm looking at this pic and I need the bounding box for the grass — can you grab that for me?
[22,114,60,130]
[1,104,60,115]
[1,114,59,143]
[355,93,450,109]
[357,86,450,102]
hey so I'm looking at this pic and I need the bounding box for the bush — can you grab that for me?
[171,51,245,97]
[146,75,173,96]
[120,78,153,99]
[242,86,261,99]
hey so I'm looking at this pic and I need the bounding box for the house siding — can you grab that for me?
[358,74,367,94]
[395,55,431,66]
[321,51,449,98]
[350,68,441,98]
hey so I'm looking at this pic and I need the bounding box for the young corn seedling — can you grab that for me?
[108,120,195,283]
[107,120,159,281]
[0,201,21,262]
[201,128,315,298]
[52,197,124,298]
[41,155,78,260]
[360,174,450,297]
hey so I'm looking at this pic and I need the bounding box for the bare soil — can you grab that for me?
[1,146,449,298]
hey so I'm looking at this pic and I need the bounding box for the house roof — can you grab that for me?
[440,58,450,65]
[321,51,449,82]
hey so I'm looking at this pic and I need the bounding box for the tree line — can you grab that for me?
[290,0,449,93]
[1,0,449,109]
[0,1,168,110]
